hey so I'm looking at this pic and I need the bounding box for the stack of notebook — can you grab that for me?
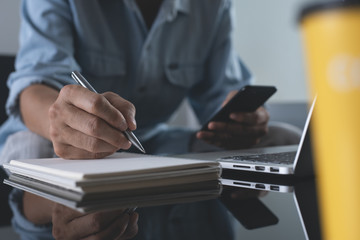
[3,152,221,213]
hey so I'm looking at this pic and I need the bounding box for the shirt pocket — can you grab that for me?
[78,50,126,77]
[164,62,203,89]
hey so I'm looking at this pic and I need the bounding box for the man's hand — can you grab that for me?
[52,204,138,240]
[23,190,138,240]
[196,90,270,149]
[48,85,137,159]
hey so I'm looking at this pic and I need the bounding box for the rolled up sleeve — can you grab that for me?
[6,0,80,117]
[188,0,252,125]
[9,189,54,240]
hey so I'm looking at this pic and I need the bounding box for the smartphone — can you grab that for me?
[221,188,279,230]
[201,85,277,130]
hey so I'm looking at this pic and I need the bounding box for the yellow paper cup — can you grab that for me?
[299,1,360,239]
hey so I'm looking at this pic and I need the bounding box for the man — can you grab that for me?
[0,0,299,239]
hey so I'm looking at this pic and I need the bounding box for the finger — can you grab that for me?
[119,212,139,240]
[60,85,129,131]
[229,107,269,125]
[60,104,131,149]
[68,209,125,239]
[52,203,85,223]
[52,204,89,240]
[56,125,123,153]
[103,92,137,131]
[81,213,131,240]
[196,131,218,146]
[52,142,113,159]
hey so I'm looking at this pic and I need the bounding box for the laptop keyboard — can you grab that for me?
[219,151,297,165]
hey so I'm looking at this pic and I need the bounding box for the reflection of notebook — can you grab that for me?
[179,98,316,178]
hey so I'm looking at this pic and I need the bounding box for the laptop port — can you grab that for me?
[234,182,251,187]
[255,184,266,189]
[270,167,279,173]
[255,166,265,171]
[233,165,251,169]
[270,185,280,191]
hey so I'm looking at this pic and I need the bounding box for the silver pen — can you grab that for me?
[71,71,146,154]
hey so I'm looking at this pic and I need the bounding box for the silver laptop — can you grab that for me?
[217,96,315,193]
[178,98,316,177]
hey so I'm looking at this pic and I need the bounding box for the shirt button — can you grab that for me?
[168,63,179,70]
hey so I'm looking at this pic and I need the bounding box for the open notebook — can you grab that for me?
[3,152,221,213]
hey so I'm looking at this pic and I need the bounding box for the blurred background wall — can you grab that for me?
[233,0,311,102]
[0,0,321,103]
[0,0,20,55]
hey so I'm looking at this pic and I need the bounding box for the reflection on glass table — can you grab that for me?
[2,174,322,240]
[221,172,321,240]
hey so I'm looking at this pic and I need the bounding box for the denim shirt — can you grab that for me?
[0,0,251,156]
[1,1,250,237]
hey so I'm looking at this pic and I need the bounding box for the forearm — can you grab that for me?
[20,84,59,140]
[23,192,54,225]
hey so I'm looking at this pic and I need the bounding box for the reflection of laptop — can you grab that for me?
[221,178,322,240]
[291,180,322,240]
[179,98,316,178]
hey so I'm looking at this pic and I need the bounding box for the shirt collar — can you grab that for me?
[123,0,190,23]
[161,0,190,22]
[172,0,190,15]
[123,0,190,14]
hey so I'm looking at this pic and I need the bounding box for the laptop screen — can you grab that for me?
[292,98,316,177]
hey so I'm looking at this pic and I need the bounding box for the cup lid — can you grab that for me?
[298,0,360,23]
